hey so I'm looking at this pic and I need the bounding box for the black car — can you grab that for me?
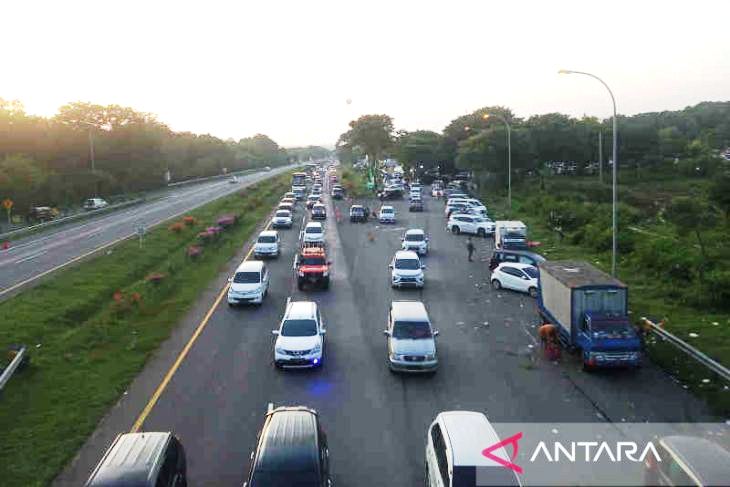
[409,200,424,212]
[245,406,330,487]
[489,249,546,271]
[86,432,187,487]
[349,205,367,222]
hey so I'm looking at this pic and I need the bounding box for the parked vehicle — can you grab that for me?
[349,205,367,223]
[489,249,546,271]
[491,262,539,297]
[272,301,326,368]
[401,229,429,255]
[495,221,528,250]
[227,260,270,305]
[644,435,730,487]
[85,432,187,487]
[426,411,521,487]
[379,205,396,223]
[229,175,239,184]
[244,405,330,486]
[311,203,327,220]
[83,198,109,211]
[254,230,280,258]
[446,214,495,237]
[28,206,57,223]
[302,222,325,244]
[384,301,438,373]
[296,245,331,290]
[390,250,425,288]
[538,260,642,370]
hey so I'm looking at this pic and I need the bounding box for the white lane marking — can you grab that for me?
[14,250,47,264]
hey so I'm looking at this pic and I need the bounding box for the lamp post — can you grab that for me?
[559,69,618,276]
[483,113,512,212]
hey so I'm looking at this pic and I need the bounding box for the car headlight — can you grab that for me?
[298,271,305,277]
[425,354,436,361]
[390,353,405,360]
[312,343,322,353]
[275,346,285,354]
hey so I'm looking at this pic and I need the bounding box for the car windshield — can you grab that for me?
[258,236,276,243]
[233,271,260,284]
[382,208,394,214]
[305,226,322,233]
[313,206,324,212]
[275,211,290,217]
[351,207,363,214]
[281,319,318,337]
[395,258,420,270]
[523,267,538,278]
[405,234,424,242]
[393,321,432,339]
[300,257,326,266]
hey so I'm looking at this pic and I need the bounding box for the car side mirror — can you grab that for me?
[271,330,280,335]
[383,330,391,336]
[433,330,440,337]
[425,237,429,241]
[228,277,233,283]
[320,329,327,335]
[388,264,393,269]
[421,265,426,269]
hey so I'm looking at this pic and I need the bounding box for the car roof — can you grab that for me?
[236,260,265,272]
[285,301,318,320]
[659,436,730,485]
[394,250,419,259]
[305,222,323,229]
[405,228,425,235]
[495,249,545,261]
[496,262,536,271]
[86,432,171,486]
[391,300,429,321]
[437,412,506,467]
[259,230,278,237]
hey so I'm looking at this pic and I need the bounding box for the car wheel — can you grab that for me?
[297,281,304,291]
[528,287,538,298]
[492,279,501,290]
[451,226,460,234]
[477,228,486,238]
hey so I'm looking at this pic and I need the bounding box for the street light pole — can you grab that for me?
[559,69,618,276]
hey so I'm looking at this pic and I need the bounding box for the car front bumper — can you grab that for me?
[392,278,424,288]
[227,291,264,304]
[388,358,438,373]
[275,352,323,368]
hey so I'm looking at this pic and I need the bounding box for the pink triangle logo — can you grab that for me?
[481,432,524,474]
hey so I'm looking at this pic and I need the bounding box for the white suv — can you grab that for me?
[227,260,270,305]
[302,222,325,244]
[491,262,539,297]
[272,210,293,229]
[401,229,429,255]
[389,250,425,288]
[254,230,280,258]
[447,214,495,237]
[379,205,396,224]
[272,301,326,368]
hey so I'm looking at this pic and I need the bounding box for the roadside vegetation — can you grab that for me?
[339,167,369,198]
[0,172,291,487]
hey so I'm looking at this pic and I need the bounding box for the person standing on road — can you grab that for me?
[466,237,475,262]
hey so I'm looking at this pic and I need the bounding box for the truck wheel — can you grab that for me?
[528,287,538,298]
[491,279,501,290]
[451,226,460,234]
[477,228,486,238]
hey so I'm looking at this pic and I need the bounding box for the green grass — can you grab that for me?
[484,182,730,416]
[0,172,292,487]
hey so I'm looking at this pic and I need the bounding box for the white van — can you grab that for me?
[227,260,270,305]
[426,411,522,486]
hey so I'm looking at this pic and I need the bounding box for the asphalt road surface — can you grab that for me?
[59,183,714,486]
[0,166,294,298]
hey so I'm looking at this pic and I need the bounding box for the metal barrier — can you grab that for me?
[166,168,257,188]
[0,346,27,392]
[641,317,730,383]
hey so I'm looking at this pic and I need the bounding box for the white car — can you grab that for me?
[273,301,326,368]
[401,229,429,255]
[229,176,239,184]
[227,260,270,305]
[302,221,325,244]
[447,214,495,237]
[491,262,540,297]
[83,197,109,211]
[464,198,487,214]
[385,301,438,373]
[390,250,425,288]
[379,205,396,224]
[254,230,280,258]
[272,210,293,229]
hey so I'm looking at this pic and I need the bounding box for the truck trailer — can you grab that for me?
[537,260,642,370]
[494,221,528,250]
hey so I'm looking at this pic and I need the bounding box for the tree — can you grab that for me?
[665,197,717,282]
[709,173,730,221]
[394,131,444,173]
[339,114,394,188]
[0,155,48,211]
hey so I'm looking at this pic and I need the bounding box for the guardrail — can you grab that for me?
[166,168,258,188]
[0,346,27,392]
[0,198,146,241]
[641,317,730,383]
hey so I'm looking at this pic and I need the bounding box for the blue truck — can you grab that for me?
[537,260,642,370]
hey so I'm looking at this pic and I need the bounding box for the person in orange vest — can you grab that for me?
[538,323,561,360]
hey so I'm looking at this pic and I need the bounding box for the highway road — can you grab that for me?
[57,181,714,486]
[0,166,295,298]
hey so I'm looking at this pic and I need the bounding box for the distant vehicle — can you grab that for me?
[280,197,296,208]
[263,166,271,171]
[284,191,296,199]
[311,203,327,220]
[229,175,239,184]
[331,186,344,199]
[272,209,293,229]
[409,199,424,212]
[495,221,528,250]
[227,260,270,305]
[401,229,429,255]
[295,245,331,290]
[379,186,403,200]
[306,194,321,209]
[291,171,307,190]
[83,198,109,211]
[85,432,187,487]
[390,250,425,288]
[644,435,730,487]
[277,202,294,214]
[272,301,326,368]
[254,230,280,259]
[384,300,439,373]
[426,411,521,487]
[379,205,396,224]
[446,214,495,237]
[491,262,539,297]
[349,205,367,223]
[293,187,306,200]
[244,405,330,487]
[464,198,487,214]
[444,202,468,218]
[28,206,57,223]
[302,221,325,244]
[431,186,444,198]
[538,260,642,370]
[489,249,546,271]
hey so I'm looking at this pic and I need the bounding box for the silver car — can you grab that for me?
[384,301,438,373]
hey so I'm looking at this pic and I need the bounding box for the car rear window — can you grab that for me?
[234,272,260,284]
[276,211,290,217]
[405,234,424,241]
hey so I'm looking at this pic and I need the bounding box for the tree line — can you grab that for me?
[0,99,295,214]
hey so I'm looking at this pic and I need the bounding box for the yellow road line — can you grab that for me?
[130,220,272,432]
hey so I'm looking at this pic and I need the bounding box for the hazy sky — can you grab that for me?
[3,0,729,147]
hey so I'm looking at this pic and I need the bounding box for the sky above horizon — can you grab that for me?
[3,0,729,147]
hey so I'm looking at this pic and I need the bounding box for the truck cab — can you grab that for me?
[296,245,331,290]
[577,311,642,369]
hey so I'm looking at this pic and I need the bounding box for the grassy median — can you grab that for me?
[0,172,291,486]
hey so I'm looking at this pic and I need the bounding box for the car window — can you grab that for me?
[501,267,519,277]
[305,226,322,233]
[523,267,539,278]
[504,254,519,263]
[281,319,318,337]
[300,257,326,265]
[405,233,424,241]
[393,321,432,339]
[234,271,261,284]
[258,236,276,243]
[155,446,177,487]
[395,258,420,270]
[275,211,290,217]
[430,424,450,487]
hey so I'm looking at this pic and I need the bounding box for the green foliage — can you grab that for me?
[709,172,730,220]
[339,114,394,165]
[286,145,331,162]
[394,130,444,172]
